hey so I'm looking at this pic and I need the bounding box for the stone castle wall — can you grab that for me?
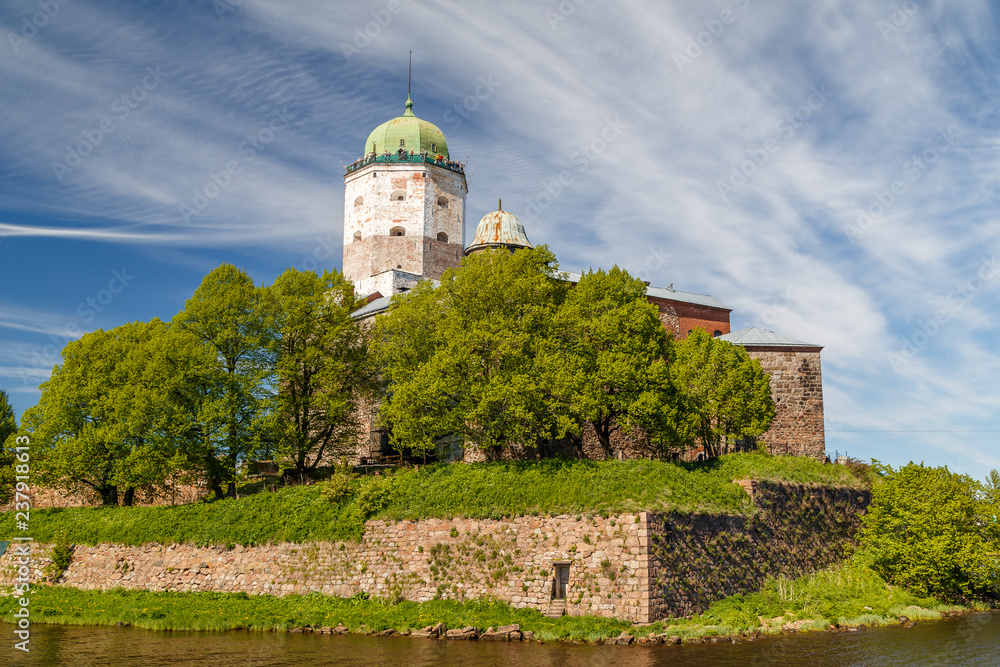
[745,347,825,460]
[1,482,867,621]
[647,480,869,618]
[0,482,208,513]
[2,513,648,621]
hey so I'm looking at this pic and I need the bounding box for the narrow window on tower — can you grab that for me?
[353,231,361,243]
[354,196,364,206]
[391,190,406,202]
[437,196,448,207]
[390,227,405,237]
[437,232,448,243]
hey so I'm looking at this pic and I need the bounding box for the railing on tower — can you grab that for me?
[345,150,465,175]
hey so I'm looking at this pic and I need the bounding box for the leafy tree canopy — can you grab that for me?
[171,263,276,498]
[543,266,680,457]
[266,267,374,472]
[859,461,1000,601]
[21,319,187,505]
[373,246,569,459]
[0,389,18,505]
[670,329,775,458]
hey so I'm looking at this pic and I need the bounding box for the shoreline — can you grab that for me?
[2,585,993,647]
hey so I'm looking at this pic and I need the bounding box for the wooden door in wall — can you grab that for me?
[553,564,570,599]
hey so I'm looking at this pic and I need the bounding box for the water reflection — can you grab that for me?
[12,612,999,667]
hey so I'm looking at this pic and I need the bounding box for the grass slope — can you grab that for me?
[0,453,858,547]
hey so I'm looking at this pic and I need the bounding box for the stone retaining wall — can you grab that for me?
[0,482,868,622]
[647,480,870,617]
[2,513,649,621]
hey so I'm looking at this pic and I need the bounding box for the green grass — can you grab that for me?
[0,587,632,641]
[377,452,856,521]
[0,561,972,642]
[0,484,367,546]
[692,559,951,631]
[0,453,859,547]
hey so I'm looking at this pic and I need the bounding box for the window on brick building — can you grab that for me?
[391,190,406,201]
[437,232,448,243]
[714,330,722,337]
[437,196,448,207]
[390,227,405,237]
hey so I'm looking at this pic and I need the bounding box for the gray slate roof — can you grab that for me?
[720,326,821,348]
[351,273,729,318]
[351,294,393,318]
[560,272,729,309]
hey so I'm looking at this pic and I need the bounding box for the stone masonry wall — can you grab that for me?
[0,482,208,513]
[745,347,825,460]
[1,513,648,622]
[0,482,867,622]
[647,480,870,618]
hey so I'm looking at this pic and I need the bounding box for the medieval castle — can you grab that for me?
[340,95,826,463]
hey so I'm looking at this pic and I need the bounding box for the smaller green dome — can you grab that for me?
[363,95,449,158]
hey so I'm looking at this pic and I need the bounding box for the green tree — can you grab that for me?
[669,329,775,458]
[172,264,275,498]
[0,389,15,446]
[373,247,569,460]
[266,267,374,473]
[543,267,680,458]
[21,320,185,506]
[0,389,18,505]
[859,462,1000,601]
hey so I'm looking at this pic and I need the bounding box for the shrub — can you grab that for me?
[44,531,73,581]
[320,468,355,504]
[859,461,1000,602]
[356,474,397,518]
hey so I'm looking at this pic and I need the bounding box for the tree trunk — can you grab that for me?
[122,487,136,507]
[593,420,614,459]
[100,485,119,506]
[226,481,237,498]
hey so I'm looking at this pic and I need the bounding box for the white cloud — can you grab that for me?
[1,0,999,471]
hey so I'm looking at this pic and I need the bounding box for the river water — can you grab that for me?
[7,613,1000,666]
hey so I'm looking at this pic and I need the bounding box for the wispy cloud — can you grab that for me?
[1,0,998,471]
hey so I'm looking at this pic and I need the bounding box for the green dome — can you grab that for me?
[363,95,449,158]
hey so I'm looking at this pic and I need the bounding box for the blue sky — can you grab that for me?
[1,0,998,476]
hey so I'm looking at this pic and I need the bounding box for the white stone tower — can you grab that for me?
[342,95,467,298]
